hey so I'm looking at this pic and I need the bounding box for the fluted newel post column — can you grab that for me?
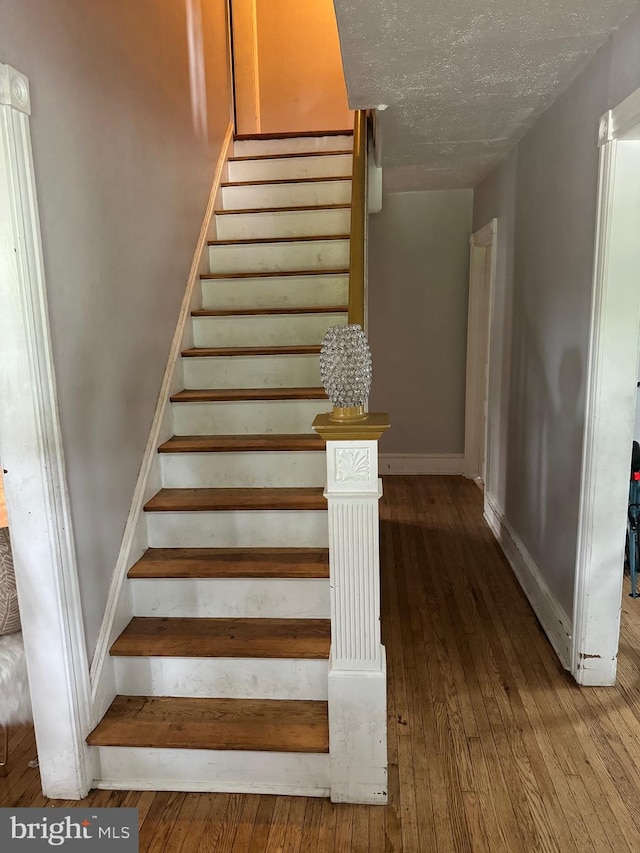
[313,413,390,804]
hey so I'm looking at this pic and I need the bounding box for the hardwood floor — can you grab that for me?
[4,475,640,851]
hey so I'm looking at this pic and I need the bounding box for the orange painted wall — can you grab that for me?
[253,0,353,134]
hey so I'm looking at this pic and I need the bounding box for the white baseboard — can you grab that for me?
[89,124,234,725]
[484,491,572,669]
[379,453,465,475]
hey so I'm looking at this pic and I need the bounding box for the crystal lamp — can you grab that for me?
[319,324,373,422]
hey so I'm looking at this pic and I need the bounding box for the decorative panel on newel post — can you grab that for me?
[313,411,390,804]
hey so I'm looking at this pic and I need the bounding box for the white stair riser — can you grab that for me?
[234,135,352,157]
[215,207,351,241]
[114,657,329,700]
[160,451,326,488]
[192,312,346,348]
[93,747,330,796]
[221,180,351,210]
[130,577,329,618]
[183,353,321,390]
[172,399,328,435]
[201,274,349,311]
[208,239,349,274]
[228,153,352,183]
[146,510,328,548]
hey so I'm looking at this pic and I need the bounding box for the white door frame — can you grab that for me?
[572,88,640,686]
[0,64,93,796]
[464,219,498,481]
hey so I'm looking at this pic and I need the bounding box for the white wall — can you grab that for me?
[473,7,640,618]
[0,0,232,657]
[368,190,473,455]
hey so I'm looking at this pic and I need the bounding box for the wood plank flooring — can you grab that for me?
[4,476,640,851]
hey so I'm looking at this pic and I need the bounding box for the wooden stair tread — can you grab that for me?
[181,345,322,358]
[222,176,351,188]
[208,234,349,246]
[191,305,347,317]
[144,487,327,512]
[215,203,351,216]
[170,387,328,402]
[110,617,331,659]
[87,695,329,753]
[201,268,348,280]
[228,150,352,162]
[158,434,325,453]
[128,547,330,579]
[234,129,352,141]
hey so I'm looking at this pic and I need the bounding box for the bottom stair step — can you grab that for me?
[91,746,330,796]
[88,695,329,753]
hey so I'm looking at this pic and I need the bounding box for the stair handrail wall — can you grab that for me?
[348,109,370,329]
[88,125,234,727]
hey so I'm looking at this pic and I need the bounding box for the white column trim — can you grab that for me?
[323,437,387,803]
[0,63,93,797]
[572,91,640,685]
[464,218,498,480]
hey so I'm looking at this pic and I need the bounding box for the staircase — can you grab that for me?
[88,131,354,796]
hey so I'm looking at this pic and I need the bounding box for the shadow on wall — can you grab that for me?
[504,297,584,614]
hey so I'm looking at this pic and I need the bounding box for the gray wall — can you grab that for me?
[0,0,232,657]
[473,8,640,617]
[369,190,473,455]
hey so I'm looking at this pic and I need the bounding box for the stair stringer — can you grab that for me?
[89,124,234,728]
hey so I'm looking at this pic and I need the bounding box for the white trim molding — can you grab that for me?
[379,453,464,475]
[89,123,234,722]
[598,85,640,144]
[464,219,498,481]
[572,93,640,685]
[0,63,93,798]
[484,493,572,668]
[323,439,387,804]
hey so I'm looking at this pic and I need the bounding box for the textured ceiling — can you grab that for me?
[333,0,639,189]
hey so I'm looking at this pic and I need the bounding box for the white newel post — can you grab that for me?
[313,413,390,804]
